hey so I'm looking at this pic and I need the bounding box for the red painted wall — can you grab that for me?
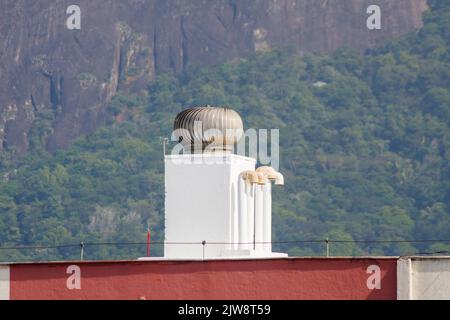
[9,258,397,300]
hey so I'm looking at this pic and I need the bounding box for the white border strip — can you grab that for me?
[397,257,412,300]
[0,265,10,300]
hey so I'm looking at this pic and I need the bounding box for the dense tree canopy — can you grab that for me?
[0,1,449,261]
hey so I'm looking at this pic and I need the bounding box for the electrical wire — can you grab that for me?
[0,239,450,250]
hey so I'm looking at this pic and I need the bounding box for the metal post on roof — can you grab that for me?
[202,240,206,260]
[326,238,330,257]
[160,137,169,156]
[80,241,85,261]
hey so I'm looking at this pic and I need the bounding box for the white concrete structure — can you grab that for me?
[397,256,450,300]
[164,153,287,259]
[244,181,255,251]
[0,266,9,300]
[262,182,272,252]
[237,177,248,250]
[254,185,264,251]
[161,106,287,259]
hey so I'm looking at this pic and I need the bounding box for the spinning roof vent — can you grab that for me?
[174,105,244,152]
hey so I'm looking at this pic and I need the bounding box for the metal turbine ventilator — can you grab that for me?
[173,105,244,153]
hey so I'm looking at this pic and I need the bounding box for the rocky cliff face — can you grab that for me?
[0,0,428,154]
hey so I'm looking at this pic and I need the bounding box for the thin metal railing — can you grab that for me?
[0,238,449,262]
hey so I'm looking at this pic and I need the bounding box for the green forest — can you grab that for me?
[0,1,449,261]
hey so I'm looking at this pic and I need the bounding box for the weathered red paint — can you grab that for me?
[9,258,397,300]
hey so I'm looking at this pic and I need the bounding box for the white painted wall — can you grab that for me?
[164,153,255,259]
[0,265,10,300]
[397,256,450,300]
[262,182,272,252]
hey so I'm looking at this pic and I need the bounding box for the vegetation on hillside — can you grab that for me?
[0,1,449,261]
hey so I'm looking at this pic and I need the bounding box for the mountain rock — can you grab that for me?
[0,0,428,154]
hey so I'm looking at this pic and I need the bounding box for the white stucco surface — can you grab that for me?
[397,256,450,300]
[164,153,255,259]
[0,265,9,300]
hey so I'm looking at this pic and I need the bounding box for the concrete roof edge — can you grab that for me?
[0,255,402,266]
